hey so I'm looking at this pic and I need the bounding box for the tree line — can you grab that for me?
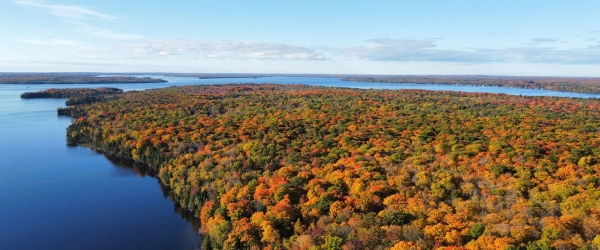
[21,87,123,99]
[343,75,600,94]
[2,75,166,84]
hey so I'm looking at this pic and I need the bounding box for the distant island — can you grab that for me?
[21,87,126,114]
[21,87,123,99]
[163,73,270,79]
[0,73,166,84]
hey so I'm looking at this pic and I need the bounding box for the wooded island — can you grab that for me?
[0,73,166,84]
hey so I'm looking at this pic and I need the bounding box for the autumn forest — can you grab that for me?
[60,84,600,250]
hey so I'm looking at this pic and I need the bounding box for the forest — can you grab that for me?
[62,84,600,249]
[342,75,600,94]
[0,74,166,84]
[21,87,123,99]
[21,87,127,113]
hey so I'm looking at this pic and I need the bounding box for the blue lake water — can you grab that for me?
[1,76,599,249]
[0,82,202,250]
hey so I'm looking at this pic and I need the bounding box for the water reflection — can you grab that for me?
[101,151,201,231]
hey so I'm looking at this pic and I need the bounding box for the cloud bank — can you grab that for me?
[531,37,558,43]
[117,40,326,60]
[335,39,600,64]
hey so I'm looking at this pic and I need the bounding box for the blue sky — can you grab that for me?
[2,0,600,76]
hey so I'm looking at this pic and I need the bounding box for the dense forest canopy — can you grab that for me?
[21,88,127,112]
[21,87,123,99]
[63,84,600,249]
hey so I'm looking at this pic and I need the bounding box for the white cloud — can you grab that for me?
[117,40,326,60]
[531,37,558,43]
[589,43,600,50]
[13,0,118,20]
[69,21,145,40]
[335,39,483,62]
[17,38,78,46]
[14,1,144,41]
[334,39,600,64]
[494,47,600,64]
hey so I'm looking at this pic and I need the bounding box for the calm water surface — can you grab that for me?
[0,81,202,250]
[1,76,598,249]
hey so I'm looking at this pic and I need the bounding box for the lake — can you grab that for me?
[1,76,599,250]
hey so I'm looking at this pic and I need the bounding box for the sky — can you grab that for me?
[2,0,600,76]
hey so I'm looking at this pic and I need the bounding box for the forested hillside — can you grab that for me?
[64,84,600,249]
